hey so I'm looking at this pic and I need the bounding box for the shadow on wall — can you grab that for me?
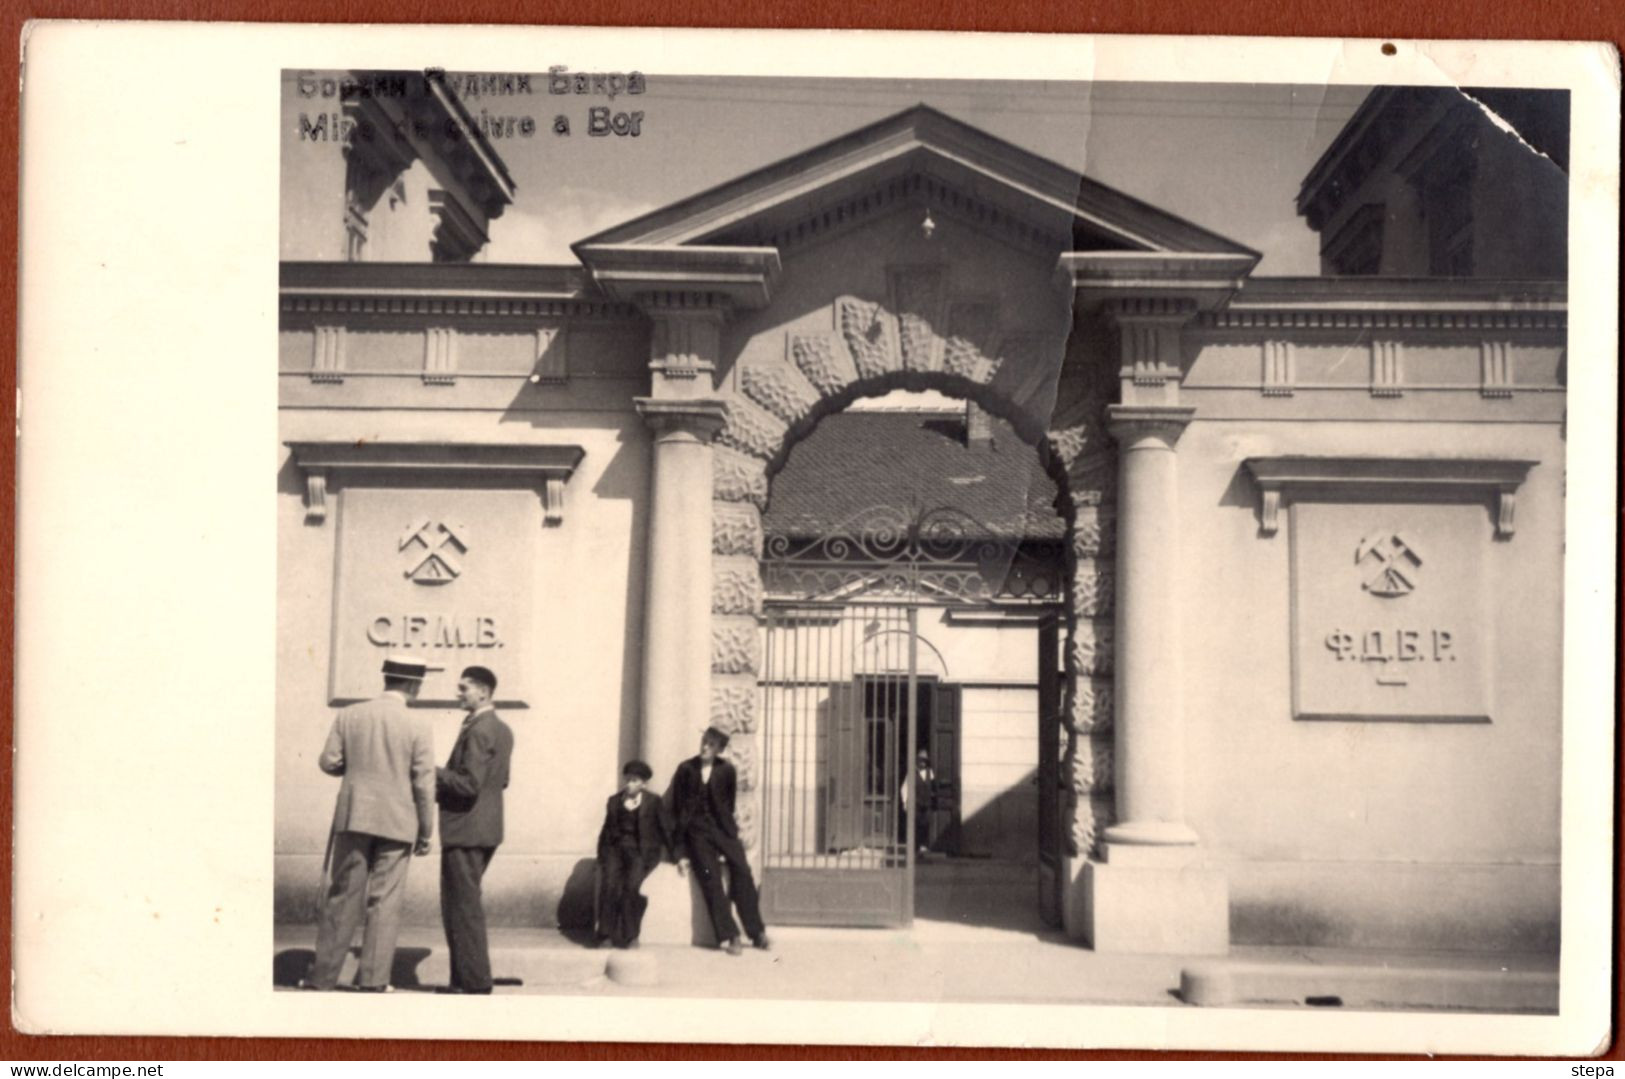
[954,767,1039,861]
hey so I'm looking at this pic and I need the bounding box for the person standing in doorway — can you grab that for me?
[912,749,936,855]
[667,726,770,956]
[593,759,672,949]
[303,654,436,992]
[435,665,514,995]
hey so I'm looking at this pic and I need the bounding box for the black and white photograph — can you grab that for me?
[14,25,1620,1055]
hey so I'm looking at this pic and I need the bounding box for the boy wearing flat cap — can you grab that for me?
[304,654,435,992]
[435,664,514,994]
[666,726,770,956]
[593,759,673,949]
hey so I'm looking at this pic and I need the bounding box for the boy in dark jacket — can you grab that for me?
[594,759,671,949]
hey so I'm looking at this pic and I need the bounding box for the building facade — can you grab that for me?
[278,77,1566,954]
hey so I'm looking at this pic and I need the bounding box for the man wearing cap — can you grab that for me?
[435,665,515,994]
[667,726,770,956]
[304,654,436,992]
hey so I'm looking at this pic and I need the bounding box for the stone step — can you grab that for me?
[1180,958,1559,1012]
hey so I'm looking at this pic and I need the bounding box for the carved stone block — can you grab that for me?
[710,674,759,735]
[1072,675,1114,734]
[713,448,769,509]
[1071,509,1115,560]
[1069,794,1115,859]
[717,395,789,462]
[711,616,761,675]
[712,556,763,616]
[789,331,859,396]
[1048,422,1094,471]
[1072,562,1116,618]
[712,502,764,558]
[1069,733,1113,795]
[837,296,900,380]
[741,361,822,426]
[943,301,1000,383]
[1071,619,1115,676]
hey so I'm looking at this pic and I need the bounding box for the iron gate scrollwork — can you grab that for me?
[761,501,1064,606]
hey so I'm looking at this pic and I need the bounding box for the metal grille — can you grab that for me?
[763,502,1063,605]
[758,604,918,927]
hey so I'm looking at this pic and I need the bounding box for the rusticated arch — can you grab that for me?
[706,306,1121,866]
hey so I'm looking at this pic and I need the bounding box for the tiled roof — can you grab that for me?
[763,410,1065,542]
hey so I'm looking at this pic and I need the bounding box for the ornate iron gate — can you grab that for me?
[758,501,1065,927]
[758,604,919,927]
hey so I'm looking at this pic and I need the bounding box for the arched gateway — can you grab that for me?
[573,106,1259,948]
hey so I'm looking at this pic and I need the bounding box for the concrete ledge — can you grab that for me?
[1080,856,1229,955]
[1181,958,1558,1013]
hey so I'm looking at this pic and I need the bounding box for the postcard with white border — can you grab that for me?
[14,23,1620,1055]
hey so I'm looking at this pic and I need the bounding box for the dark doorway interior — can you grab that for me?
[842,677,963,858]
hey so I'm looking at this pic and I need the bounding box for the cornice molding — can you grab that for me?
[575,244,782,310]
[1242,455,1536,539]
[278,261,637,321]
[286,441,585,527]
[1057,252,1260,311]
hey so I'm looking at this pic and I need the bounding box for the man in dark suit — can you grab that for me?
[304,654,436,991]
[435,664,514,994]
[593,759,672,949]
[667,726,770,956]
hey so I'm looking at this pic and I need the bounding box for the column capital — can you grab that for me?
[635,397,730,442]
[1106,404,1195,449]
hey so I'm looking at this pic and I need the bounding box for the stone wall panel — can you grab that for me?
[710,674,759,735]
[711,615,762,675]
[713,447,769,508]
[789,331,860,396]
[712,555,763,616]
[712,502,764,558]
[717,396,789,461]
[742,360,822,426]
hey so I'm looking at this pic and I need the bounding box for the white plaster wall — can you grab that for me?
[275,406,650,926]
[1176,411,1564,950]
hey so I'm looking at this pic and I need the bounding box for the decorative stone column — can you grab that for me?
[1055,255,1257,954]
[634,396,729,773]
[1072,319,1228,956]
[1104,404,1198,847]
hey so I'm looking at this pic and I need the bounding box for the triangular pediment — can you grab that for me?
[574,105,1256,258]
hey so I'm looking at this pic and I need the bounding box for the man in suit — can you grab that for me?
[435,664,514,994]
[667,726,770,956]
[304,654,436,992]
[593,759,672,949]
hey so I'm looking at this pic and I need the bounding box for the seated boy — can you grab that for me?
[594,759,671,949]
